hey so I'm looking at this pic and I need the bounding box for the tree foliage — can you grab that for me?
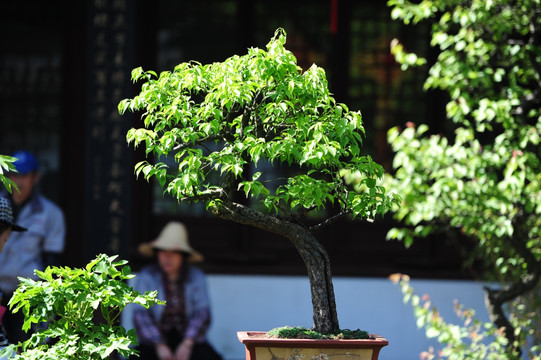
[391,274,512,360]
[0,154,17,193]
[385,0,541,357]
[119,29,398,334]
[120,29,395,222]
[0,254,163,360]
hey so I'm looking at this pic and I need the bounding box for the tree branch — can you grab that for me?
[483,212,540,355]
[310,211,350,232]
[180,188,228,202]
[172,134,223,151]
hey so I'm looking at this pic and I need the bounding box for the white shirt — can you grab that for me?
[0,193,65,293]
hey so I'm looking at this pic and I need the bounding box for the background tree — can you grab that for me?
[119,29,398,335]
[384,0,541,357]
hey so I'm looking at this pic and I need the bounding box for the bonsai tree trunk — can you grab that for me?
[212,200,340,334]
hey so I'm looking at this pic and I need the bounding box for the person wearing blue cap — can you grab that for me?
[0,150,66,344]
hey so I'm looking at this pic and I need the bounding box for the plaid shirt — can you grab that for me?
[133,265,211,345]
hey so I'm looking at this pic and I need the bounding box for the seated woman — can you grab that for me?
[132,221,222,360]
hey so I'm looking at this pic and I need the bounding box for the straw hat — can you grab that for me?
[138,221,204,263]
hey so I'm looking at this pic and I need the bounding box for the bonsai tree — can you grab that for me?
[381,0,541,356]
[0,254,163,359]
[119,29,398,335]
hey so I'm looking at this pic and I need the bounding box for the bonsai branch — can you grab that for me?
[310,211,350,232]
[172,134,223,152]
[180,188,228,202]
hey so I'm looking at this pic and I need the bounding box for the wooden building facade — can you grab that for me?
[1,0,472,279]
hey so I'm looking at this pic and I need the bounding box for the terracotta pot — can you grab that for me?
[237,331,388,360]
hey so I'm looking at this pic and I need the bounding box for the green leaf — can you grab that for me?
[386,1,541,357]
[6,254,163,359]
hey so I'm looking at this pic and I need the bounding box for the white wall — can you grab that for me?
[122,274,490,360]
[204,275,490,360]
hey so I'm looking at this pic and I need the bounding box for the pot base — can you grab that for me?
[237,331,388,360]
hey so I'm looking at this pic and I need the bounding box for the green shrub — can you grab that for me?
[0,254,163,360]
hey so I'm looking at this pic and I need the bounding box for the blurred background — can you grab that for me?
[1,1,490,359]
[1,0,466,279]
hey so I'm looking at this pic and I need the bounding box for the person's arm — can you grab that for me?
[156,342,174,360]
[133,266,173,360]
[174,337,194,360]
[133,308,165,345]
[184,308,211,342]
[184,268,212,342]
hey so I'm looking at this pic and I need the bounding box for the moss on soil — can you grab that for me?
[267,326,370,340]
